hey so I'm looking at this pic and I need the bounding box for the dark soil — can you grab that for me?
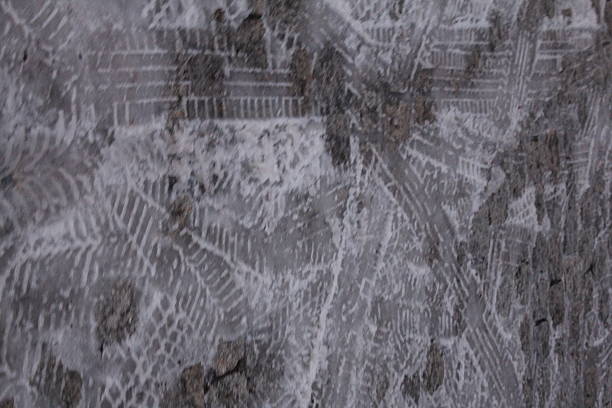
[169,195,193,230]
[422,341,445,394]
[289,47,313,102]
[31,345,82,408]
[518,0,552,34]
[382,98,410,144]
[411,69,436,125]
[0,399,14,408]
[163,338,252,408]
[265,0,303,28]
[235,13,267,68]
[181,363,209,408]
[162,363,213,408]
[312,45,348,115]
[464,46,482,78]
[401,372,420,404]
[214,338,246,376]
[487,9,509,51]
[606,0,612,35]
[324,113,351,167]
[182,53,225,96]
[205,372,250,407]
[61,370,83,408]
[96,280,139,348]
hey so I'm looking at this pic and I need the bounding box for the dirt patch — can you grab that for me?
[401,372,420,404]
[61,371,82,408]
[0,216,13,239]
[411,69,436,125]
[212,8,234,45]
[313,45,348,114]
[543,0,556,18]
[389,0,406,21]
[413,94,435,124]
[534,317,550,356]
[487,9,508,51]
[549,279,564,327]
[584,347,599,407]
[0,399,14,408]
[360,71,433,137]
[214,338,246,376]
[213,8,226,23]
[496,271,513,318]
[162,363,215,408]
[370,368,389,402]
[0,173,14,191]
[486,185,510,226]
[167,54,188,133]
[235,13,267,68]
[422,341,444,394]
[183,363,212,408]
[424,234,441,266]
[324,113,351,167]
[520,315,531,355]
[468,179,510,281]
[265,0,303,28]
[242,338,285,402]
[163,338,253,407]
[561,8,572,19]
[313,47,434,163]
[606,0,612,35]
[20,46,73,116]
[464,46,482,78]
[598,280,609,328]
[382,97,410,144]
[165,337,286,406]
[523,129,562,183]
[206,372,250,407]
[180,53,225,96]
[96,280,139,348]
[31,344,82,408]
[452,302,466,336]
[289,47,313,103]
[518,0,551,34]
[580,176,607,232]
[169,195,193,230]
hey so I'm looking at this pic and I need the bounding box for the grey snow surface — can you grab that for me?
[0,0,611,406]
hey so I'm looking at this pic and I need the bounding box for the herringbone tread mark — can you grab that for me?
[85,28,316,128]
[366,143,523,407]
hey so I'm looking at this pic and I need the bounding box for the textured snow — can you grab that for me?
[0,0,610,407]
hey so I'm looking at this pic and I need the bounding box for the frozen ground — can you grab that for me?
[0,0,610,407]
